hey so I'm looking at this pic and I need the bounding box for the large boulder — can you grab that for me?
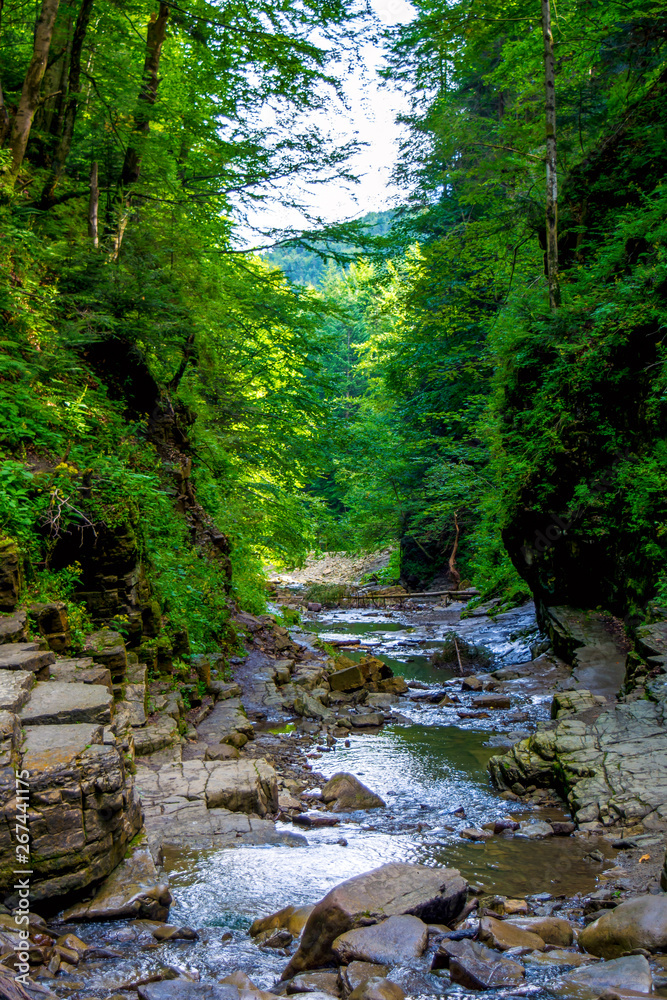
[332,915,428,965]
[348,980,404,1000]
[321,774,385,812]
[552,954,652,998]
[578,894,667,958]
[282,862,467,976]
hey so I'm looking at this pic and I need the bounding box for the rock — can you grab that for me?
[0,540,21,612]
[19,681,113,725]
[0,645,55,672]
[461,676,484,691]
[516,820,554,839]
[282,862,467,976]
[348,713,383,728]
[294,812,340,828]
[329,658,391,694]
[321,773,385,812]
[294,694,333,722]
[133,716,179,756]
[220,972,258,990]
[332,915,428,965]
[478,915,546,952]
[56,934,88,957]
[365,695,397,709]
[83,629,128,679]
[505,915,573,946]
[552,954,652,998]
[63,840,171,921]
[460,827,492,841]
[578,894,667,958]
[205,745,240,761]
[448,939,525,990]
[28,602,71,652]
[0,670,33,712]
[339,962,389,996]
[138,984,239,1000]
[551,821,576,836]
[287,973,340,995]
[471,694,511,710]
[377,677,408,696]
[523,948,598,967]
[552,689,607,719]
[2,723,142,903]
[493,819,520,834]
[348,979,404,1000]
[489,699,667,830]
[198,697,254,746]
[0,610,27,644]
[250,905,315,939]
[209,681,242,700]
[258,928,293,949]
[49,662,113,691]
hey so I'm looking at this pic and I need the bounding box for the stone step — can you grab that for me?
[0,644,55,672]
[49,662,113,692]
[0,670,34,712]
[19,681,113,725]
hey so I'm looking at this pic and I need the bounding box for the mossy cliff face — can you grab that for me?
[494,73,667,620]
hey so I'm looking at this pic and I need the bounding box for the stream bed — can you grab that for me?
[61,602,621,999]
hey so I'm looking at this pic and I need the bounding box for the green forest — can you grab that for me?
[1,0,666,658]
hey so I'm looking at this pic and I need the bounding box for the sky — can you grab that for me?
[241,0,415,245]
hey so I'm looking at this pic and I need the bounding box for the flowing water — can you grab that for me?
[60,603,619,999]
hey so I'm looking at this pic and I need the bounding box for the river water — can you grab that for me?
[61,602,618,999]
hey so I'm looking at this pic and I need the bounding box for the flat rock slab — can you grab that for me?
[490,699,667,829]
[135,758,301,858]
[20,681,113,725]
[283,862,467,976]
[138,984,240,1000]
[21,723,103,771]
[48,663,113,691]
[332,915,428,965]
[136,758,278,815]
[552,954,652,998]
[63,841,171,922]
[0,646,55,672]
[0,670,33,712]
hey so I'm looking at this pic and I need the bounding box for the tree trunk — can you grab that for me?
[541,0,560,310]
[37,0,76,142]
[0,0,10,146]
[3,0,62,191]
[40,0,95,204]
[112,3,169,258]
[448,512,461,589]
[120,4,169,187]
[88,160,98,246]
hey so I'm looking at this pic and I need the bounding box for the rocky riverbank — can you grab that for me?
[1,586,667,998]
